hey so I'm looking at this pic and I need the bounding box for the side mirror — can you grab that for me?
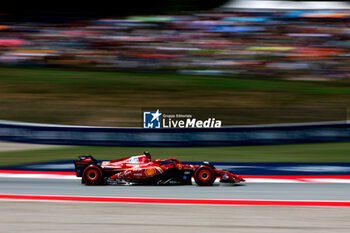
[153,159,161,163]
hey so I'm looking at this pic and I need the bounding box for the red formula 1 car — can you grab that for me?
[74,152,245,186]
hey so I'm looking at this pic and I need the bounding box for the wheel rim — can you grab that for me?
[198,169,211,182]
[86,169,98,181]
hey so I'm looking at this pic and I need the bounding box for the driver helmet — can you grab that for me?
[144,151,151,160]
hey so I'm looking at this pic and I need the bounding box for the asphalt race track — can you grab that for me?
[1,177,350,232]
[1,201,350,233]
[1,177,350,201]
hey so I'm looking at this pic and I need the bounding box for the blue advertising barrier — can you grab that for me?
[0,120,349,146]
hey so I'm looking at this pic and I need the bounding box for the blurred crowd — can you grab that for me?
[2,10,350,80]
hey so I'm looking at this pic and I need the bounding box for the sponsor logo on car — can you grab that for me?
[145,168,156,177]
[128,157,140,163]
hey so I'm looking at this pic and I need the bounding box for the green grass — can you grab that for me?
[0,67,350,126]
[1,142,349,167]
[1,67,350,94]
[0,68,349,165]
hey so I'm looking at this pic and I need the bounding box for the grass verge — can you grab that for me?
[0,142,349,167]
[0,67,349,126]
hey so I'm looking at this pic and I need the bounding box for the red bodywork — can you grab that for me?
[75,154,245,186]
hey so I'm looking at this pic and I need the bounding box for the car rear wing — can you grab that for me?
[74,155,98,177]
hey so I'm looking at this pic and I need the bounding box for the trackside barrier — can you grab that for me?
[0,120,349,146]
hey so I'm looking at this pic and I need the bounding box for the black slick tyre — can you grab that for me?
[82,165,104,185]
[194,166,216,186]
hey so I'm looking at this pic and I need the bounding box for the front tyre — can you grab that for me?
[194,166,216,186]
[82,165,104,185]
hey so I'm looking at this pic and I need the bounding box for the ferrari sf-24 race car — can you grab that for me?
[74,152,245,186]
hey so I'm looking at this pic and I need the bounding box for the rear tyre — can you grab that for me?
[82,165,104,185]
[194,166,216,186]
